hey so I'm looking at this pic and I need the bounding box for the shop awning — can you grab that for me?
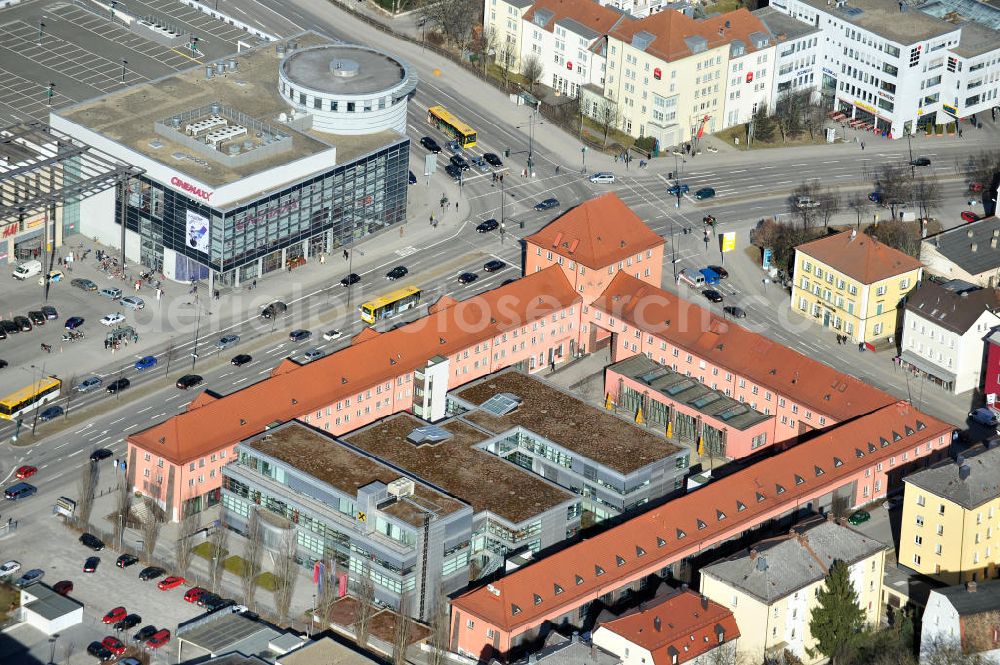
[900,350,957,383]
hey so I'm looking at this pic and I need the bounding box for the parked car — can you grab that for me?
[706,265,729,279]
[197,592,221,608]
[134,355,157,370]
[38,406,63,422]
[0,561,21,577]
[446,140,463,155]
[484,260,505,272]
[386,266,408,280]
[99,312,126,326]
[702,289,724,303]
[86,641,113,661]
[795,196,820,208]
[41,305,58,320]
[695,187,716,200]
[71,278,97,291]
[184,587,207,603]
[847,509,871,525]
[962,211,980,223]
[667,183,690,196]
[89,449,113,462]
[0,320,19,336]
[909,156,931,167]
[80,533,105,550]
[323,329,343,341]
[476,219,500,233]
[289,329,312,342]
[483,152,503,167]
[340,273,361,287]
[53,580,73,595]
[106,378,130,394]
[138,566,165,581]
[458,272,479,285]
[175,374,203,389]
[116,554,139,568]
[869,191,884,203]
[969,407,998,426]
[231,354,253,367]
[534,198,560,211]
[723,306,747,319]
[83,557,100,573]
[64,316,85,330]
[120,296,144,310]
[98,287,122,300]
[303,347,324,361]
[76,376,103,392]
[12,316,31,332]
[27,311,46,326]
[114,614,141,631]
[133,625,158,641]
[157,575,185,590]
[419,136,441,153]
[444,164,462,180]
[589,172,615,184]
[15,466,37,479]
[408,170,417,184]
[146,629,171,649]
[14,569,44,588]
[217,334,240,350]
[101,636,126,656]
[969,181,985,193]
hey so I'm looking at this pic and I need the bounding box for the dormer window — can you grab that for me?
[511,604,522,616]
[554,583,564,595]
[595,565,605,576]
[616,555,626,567]
[533,594,543,605]
[776,484,786,495]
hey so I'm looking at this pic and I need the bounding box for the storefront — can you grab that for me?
[0,210,62,266]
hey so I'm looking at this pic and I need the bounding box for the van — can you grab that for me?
[678,269,705,288]
[5,482,37,501]
[99,287,123,300]
[12,260,42,280]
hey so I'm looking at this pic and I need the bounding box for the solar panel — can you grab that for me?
[845,7,864,15]
[480,392,522,416]
[406,425,451,446]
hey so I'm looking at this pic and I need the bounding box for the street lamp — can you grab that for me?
[121,59,127,83]
[516,111,543,175]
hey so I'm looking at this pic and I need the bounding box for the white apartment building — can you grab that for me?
[921,580,1000,664]
[772,0,1000,137]
[755,7,822,108]
[721,27,778,126]
[901,281,1000,394]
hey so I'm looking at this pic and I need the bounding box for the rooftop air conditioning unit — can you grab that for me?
[387,477,415,498]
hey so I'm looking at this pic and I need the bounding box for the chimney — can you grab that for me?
[850,229,857,240]
[701,595,709,611]
[681,583,690,592]
[654,616,662,632]
[972,243,979,253]
[959,464,971,480]
[992,237,997,249]
[749,548,758,561]
[967,580,977,593]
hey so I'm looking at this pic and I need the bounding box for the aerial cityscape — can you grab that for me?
[0,0,998,663]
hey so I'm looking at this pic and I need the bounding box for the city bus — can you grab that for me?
[360,286,422,324]
[427,106,477,148]
[0,376,62,421]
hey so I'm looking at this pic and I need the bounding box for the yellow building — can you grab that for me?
[899,445,1000,586]
[791,229,923,345]
[700,518,887,665]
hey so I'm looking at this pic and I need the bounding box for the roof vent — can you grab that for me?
[756,555,768,571]
[967,580,977,593]
[959,464,971,480]
[341,377,348,384]
[291,398,297,405]
[654,616,662,631]
[406,426,451,446]
[240,419,246,425]
[158,437,166,444]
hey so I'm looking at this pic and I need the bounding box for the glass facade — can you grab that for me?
[117,139,409,284]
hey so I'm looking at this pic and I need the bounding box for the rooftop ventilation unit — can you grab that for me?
[387,477,415,498]
[480,392,522,416]
[406,425,451,446]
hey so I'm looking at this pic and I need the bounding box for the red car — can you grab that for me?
[102,606,127,624]
[157,575,185,590]
[969,182,985,193]
[146,629,171,649]
[101,636,126,656]
[962,211,980,223]
[53,581,73,595]
[184,587,207,603]
[15,466,37,479]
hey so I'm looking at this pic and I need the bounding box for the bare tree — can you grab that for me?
[816,188,842,230]
[140,499,165,562]
[209,514,229,594]
[789,181,822,230]
[921,640,986,665]
[63,374,78,419]
[428,589,450,665]
[112,476,132,548]
[954,149,1000,197]
[911,176,941,221]
[175,509,200,578]
[875,164,913,220]
[419,0,478,47]
[520,54,543,94]
[847,192,871,229]
[831,494,851,520]
[392,594,413,665]
[865,219,922,257]
[77,460,99,529]
[353,563,377,648]
[163,340,175,374]
[774,91,806,141]
[272,527,299,625]
[496,39,517,90]
[472,26,498,78]
[592,98,621,147]
[241,509,264,611]
[314,558,339,631]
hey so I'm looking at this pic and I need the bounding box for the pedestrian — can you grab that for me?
[958,128,963,138]
[861,141,865,150]
[858,342,864,352]
[455,202,459,210]
[214,289,220,300]
[320,254,325,265]
[104,339,109,349]
[252,279,257,289]
[555,165,560,174]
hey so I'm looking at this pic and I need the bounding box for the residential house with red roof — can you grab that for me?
[592,589,740,665]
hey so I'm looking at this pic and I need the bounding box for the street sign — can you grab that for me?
[719,231,736,253]
[762,248,773,270]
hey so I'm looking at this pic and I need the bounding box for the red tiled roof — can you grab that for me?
[592,272,897,421]
[597,590,739,665]
[524,193,664,269]
[452,401,952,632]
[129,266,580,465]
[610,8,770,63]
[796,230,923,284]
[523,0,627,37]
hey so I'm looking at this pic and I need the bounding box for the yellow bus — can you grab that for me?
[360,286,422,324]
[0,376,62,421]
[428,106,477,148]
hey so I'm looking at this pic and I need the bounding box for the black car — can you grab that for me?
[90,448,113,462]
[231,354,253,367]
[197,592,221,608]
[106,378,130,394]
[449,155,470,171]
[444,164,462,180]
[386,266,408,280]
[501,278,516,286]
[483,152,503,167]
[12,316,31,332]
[79,533,105,551]
[484,260,505,272]
[724,306,747,318]
[27,311,46,326]
[208,597,236,612]
[703,289,724,303]
[38,406,63,422]
[259,301,287,319]
[133,625,159,642]
[176,374,203,389]
[909,156,931,167]
[0,360,7,369]
[408,170,417,185]
[71,277,97,291]
[114,613,142,631]
[138,566,165,581]
[84,557,100,573]
[340,273,361,287]
[533,198,560,211]
[458,272,479,285]
[694,187,716,200]
[706,265,729,279]
[116,554,139,568]
[64,316,84,330]
[476,219,500,233]
[419,136,441,153]
[289,329,311,342]
[41,305,58,320]
[86,641,113,661]
[1,320,20,335]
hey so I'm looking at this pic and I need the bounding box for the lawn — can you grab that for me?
[703,0,742,13]
[222,556,278,590]
[191,541,227,560]
[0,583,19,622]
[715,124,828,150]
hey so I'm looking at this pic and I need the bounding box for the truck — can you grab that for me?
[699,267,721,285]
[677,269,705,288]
[12,259,42,280]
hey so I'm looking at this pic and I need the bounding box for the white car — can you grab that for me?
[589,172,615,184]
[303,348,325,362]
[120,296,145,310]
[322,329,343,341]
[795,196,820,209]
[100,312,126,326]
[0,560,21,577]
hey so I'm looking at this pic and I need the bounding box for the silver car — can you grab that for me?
[471,156,489,173]
[76,376,103,392]
[120,296,145,310]
[217,334,240,350]
[303,347,324,362]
